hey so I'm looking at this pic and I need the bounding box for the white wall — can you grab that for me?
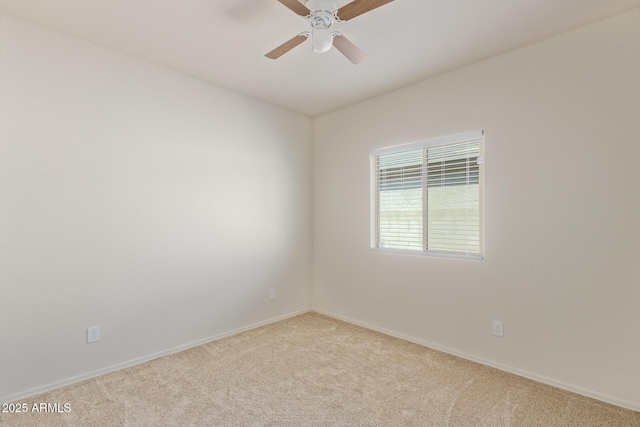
[313,9,640,410]
[0,15,312,402]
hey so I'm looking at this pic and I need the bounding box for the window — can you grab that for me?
[371,131,484,259]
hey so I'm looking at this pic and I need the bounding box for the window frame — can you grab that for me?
[370,131,484,261]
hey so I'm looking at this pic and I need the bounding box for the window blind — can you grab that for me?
[372,132,483,259]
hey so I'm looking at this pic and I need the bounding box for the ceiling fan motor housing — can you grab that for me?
[306,0,339,52]
[305,0,339,17]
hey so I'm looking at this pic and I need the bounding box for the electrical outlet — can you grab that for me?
[492,320,504,337]
[87,326,100,343]
[269,289,276,300]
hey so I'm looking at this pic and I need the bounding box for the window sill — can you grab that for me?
[371,247,483,261]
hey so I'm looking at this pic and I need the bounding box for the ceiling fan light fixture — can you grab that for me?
[312,27,334,53]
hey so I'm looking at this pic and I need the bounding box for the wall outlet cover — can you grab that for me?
[493,320,504,337]
[87,326,100,343]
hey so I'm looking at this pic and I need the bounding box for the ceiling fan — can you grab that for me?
[266,0,394,64]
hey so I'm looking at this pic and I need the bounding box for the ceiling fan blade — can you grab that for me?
[277,0,310,16]
[337,0,394,21]
[265,34,308,59]
[333,34,366,64]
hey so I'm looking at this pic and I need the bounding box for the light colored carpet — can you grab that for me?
[1,312,638,426]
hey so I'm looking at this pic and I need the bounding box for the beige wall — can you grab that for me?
[312,9,640,409]
[0,15,312,402]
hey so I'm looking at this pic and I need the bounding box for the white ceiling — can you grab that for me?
[2,0,639,116]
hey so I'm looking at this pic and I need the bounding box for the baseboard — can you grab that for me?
[1,308,312,405]
[312,308,639,412]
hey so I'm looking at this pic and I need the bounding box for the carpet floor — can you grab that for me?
[1,312,638,426]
